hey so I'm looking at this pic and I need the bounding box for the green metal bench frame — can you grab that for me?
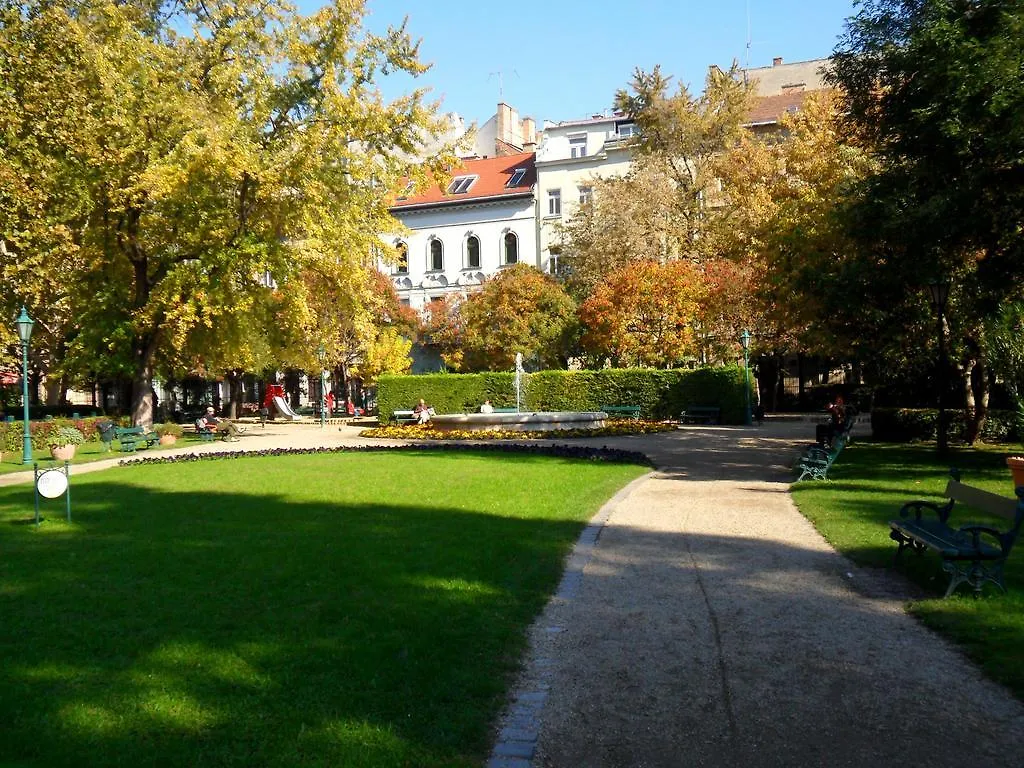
[890,470,1024,597]
[114,426,160,452]
[602,405,641,419]
[795,435,848,481]
[680,406,720,425]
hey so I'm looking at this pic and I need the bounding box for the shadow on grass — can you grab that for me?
[0,476,593,768]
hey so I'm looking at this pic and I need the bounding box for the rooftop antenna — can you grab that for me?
[488,70,519,102]
[744,0,752,82]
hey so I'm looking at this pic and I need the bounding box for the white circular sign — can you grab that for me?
[37,470,68,499]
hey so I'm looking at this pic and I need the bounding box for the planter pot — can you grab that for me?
[158,435,177,446]
[1008,456,1024,489]
[50,444,76,461]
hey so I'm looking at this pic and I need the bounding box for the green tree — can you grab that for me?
[0,0,452,424]
[830,0,1024,440]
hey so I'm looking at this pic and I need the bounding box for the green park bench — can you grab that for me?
[493,407,519,413]
[795,435,848,481]
[114,426,160,452]
[890,470,1024,597]
[680,406,720,425]
[601,405,641,420]
[193,419,216,441]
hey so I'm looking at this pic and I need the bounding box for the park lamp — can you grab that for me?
[926,280,950,315]
[16,307,33,464]
[739,329,751,351]
[16,306,33,343]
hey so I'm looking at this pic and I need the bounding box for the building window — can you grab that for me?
[503,232,519,265]
[547,189,561,216]
[507,168,527,187]
[569,135,587,159]
[429,239,443,271]
[466,235,481,269]
[394,242,408,274]
[617,122,639,138]
[447,175,477,194]
[578,186,592,206]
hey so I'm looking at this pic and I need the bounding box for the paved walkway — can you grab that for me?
[489,421,1024,768]
[6,419,1024,767]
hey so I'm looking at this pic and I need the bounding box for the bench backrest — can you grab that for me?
[115,426,145,436]
[946,479,1021,521]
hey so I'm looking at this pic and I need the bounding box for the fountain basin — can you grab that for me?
[429,411,608,432]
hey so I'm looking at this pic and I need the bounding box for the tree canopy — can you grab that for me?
[0,0,453,422]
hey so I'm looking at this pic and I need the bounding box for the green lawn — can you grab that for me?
[0,450,646,767]
[791,441,1024,699]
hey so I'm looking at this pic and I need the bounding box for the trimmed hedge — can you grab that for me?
[870,407,1022,443]
[1,416,114,453]
[377,366,751,424]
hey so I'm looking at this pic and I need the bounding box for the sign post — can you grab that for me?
[34,461,71,526]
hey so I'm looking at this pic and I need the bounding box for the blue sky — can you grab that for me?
[330,0,859,127]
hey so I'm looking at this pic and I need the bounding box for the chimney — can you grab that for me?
[521,117,536,151]
[773,57,783,66]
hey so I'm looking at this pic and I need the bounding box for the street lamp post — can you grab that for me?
[15,307,34,464]
[740,329,752,426]
[317,344,327,429]
[927,281,951,455]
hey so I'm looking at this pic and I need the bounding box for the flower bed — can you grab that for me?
[359,420,676,441]
[119,442,653,467]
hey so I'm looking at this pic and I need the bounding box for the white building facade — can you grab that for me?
[384,152,538,311]
[534,114,637,274]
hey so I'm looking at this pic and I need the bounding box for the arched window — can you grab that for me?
[429,238,443,271]
[466,235,481,269]
[503,232,519,265]
[394,242,408,274]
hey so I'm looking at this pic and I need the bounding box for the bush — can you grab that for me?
[377,366,751,424]
[870,408,1022,443]
[154,422,184,438]
[46,426,85,448]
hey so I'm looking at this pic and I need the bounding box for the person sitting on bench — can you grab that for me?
[413,399,434,424]
[201,406,243,442]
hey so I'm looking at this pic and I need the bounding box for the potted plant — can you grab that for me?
[155,422,184,446]
[47,426,85,461]
[1007,456,1024,489]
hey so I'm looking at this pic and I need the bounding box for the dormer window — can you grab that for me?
[447,175,477,194]
[617,123,639,139]
[507,168,527,187]
[569,135,587,159]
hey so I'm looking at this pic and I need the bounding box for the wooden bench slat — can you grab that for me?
[945,479,1018,520]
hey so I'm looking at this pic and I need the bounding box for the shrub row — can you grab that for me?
[0,417,179,453]
[870,408,1022,443]
[377,367,751,424]
[359,421,676,441]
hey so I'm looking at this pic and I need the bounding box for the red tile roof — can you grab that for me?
[391,152,536,209]
[745,91,810,125]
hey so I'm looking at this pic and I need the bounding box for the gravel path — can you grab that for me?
[489,421,1024,768]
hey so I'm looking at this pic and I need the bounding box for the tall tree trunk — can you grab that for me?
[963,331,989,445]
[226,370,243,419]
[129,330,161,426]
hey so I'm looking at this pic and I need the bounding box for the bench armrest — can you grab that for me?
[898,500,950,523]
[959,524,1007,552]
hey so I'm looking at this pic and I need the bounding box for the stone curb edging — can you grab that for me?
[485,470,656,768]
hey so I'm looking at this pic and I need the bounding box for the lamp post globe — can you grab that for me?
[16,306,34,464]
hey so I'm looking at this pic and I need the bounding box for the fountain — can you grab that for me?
[429,353,608,433]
